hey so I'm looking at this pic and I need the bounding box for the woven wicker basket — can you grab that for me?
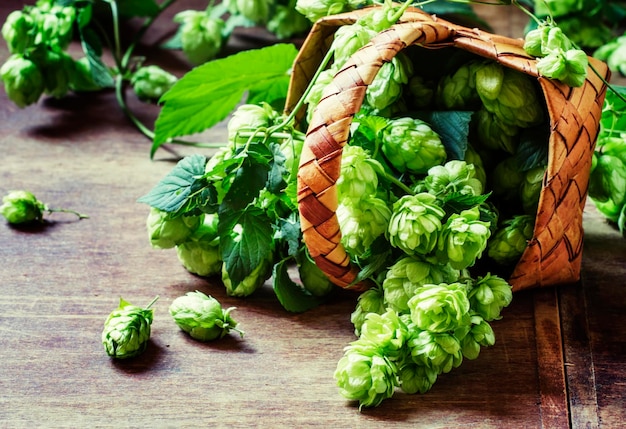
[287,7,609,292]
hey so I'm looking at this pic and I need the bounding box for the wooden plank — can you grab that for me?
[533,288,570,428]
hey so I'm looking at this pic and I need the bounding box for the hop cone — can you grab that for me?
[357,310,408,361]
[296,0,366,23]
[337,145,382,202]
[388,193,445,256]
[487,214,535,266]
[298,252,334,297]
[407,329,463,374]
[169,291,242,341]
[435,61,481,109]
[146,207,203,249]
[463,145,487,190]
[176,214,222,277]
[0,54,44,108]
[366,53,412,112]
[331,23,377,67]
[468,274,513,321]
[227,103,277,144]
[479,68,544,128]
[490,157,524,201]
[351,286,386,336]
[222,255,273,297]
[266,4,310,39]
[131,65,177,101]
[457,314,495,360]
[397,361,438,394]
[475,107,519,154]
[436,206,491,270]
[334,343,398,409]
[537,49,589,88]
[382,256,460,313]
[407,282,471,333]
[424,160,483,198]
[381,117,446,174]
[102,297,156,359]
[337,196,391,257]
[2,10,36,54]
[1,190,45,224]
[174,11,224,65]
[521,167,545,215]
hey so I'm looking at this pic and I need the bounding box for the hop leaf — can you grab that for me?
[102,297,157,359]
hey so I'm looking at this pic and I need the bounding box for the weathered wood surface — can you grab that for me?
[0,2,624,427]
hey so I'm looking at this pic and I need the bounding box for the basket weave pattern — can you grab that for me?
[291,8,609,292]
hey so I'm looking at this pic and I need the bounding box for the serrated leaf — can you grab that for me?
[137,154,207,212]
[416,111,473,160]
[153,44,298,149]
[276,214,301,258]
[601,85,626,138]
[79,27,114,88]
[219,206,274,285]
[441,191,491,215]
[273,259,324,313]
[221,157,269,212]
[267,143,288,193]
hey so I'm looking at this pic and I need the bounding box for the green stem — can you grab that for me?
[47,208,90,220]
[384,172,415,196]
[144,295,160,310]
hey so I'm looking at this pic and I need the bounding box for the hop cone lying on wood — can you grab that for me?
[102,297,158,359]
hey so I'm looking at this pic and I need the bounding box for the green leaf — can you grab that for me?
[273,259,324,313]
[515,122,550,171]
[267,143,288,194]
[416,111,473,160]
[79,26,114,88]
[137,154,207,212]
[601,85,626,138]
[276,214,301,258]
[221,157,269,212]
[153,44,298,149]
[219,206,274,285]
[441,191,491,215]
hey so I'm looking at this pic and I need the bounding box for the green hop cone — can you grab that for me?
[351,286,386,336]
[146,207,204,249]
[487,214,535,266]
[534,0,580,18]
[334,343,398,409]
[382,256,461,313]
[227,0,272,24]
[474,61,504,101]
[102,296,158,359]
[357,309,408,361]
[176,214,222,277]
[330,23,377,67]
[521,166,545,215]
[0,190,46,224]
[2,10,37,54]
[337,196,391,258]
[381,117,446,175]
[463,145,487,190]
[435,60,481,110]
[490,156,525,202]
[407,282,471,333]
[227,103,278,144]
[436,206,491,270]
[589,152,626,215]
[33,5,76,50]
[169,291,243,341]
[475,107,519,154]
[298,251,334,297]
[558,17,613,50]
[408,75,435,109]
[337,145,382,202]
[366,53,413,112]
[387,193,445,256]
[266,4,310,39]
[468,274,513,321]
[407,329,463,374]
[524,25,573,58]
[131,65,178,101]
[304,67,336,124]
[70,56,101,92]
[595,34,626,76]
[174,10,225,65]
[38,49,75,98]
[456,313,495,360]
[479,68,544,128]
[398,361,438,394]
[0,54,44,108]
[423,160,483,197]
[295,0,366,23]
[221,254,273,297]
[537,49,589,88]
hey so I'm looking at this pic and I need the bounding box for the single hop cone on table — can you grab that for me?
[102,297,157,359]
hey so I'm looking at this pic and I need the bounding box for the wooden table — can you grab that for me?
[1,2,625,427]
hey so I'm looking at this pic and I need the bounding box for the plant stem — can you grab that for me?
[144,295,160,310]
[47,208,90,220]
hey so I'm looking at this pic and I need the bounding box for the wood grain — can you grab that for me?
[0,1,624,427]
